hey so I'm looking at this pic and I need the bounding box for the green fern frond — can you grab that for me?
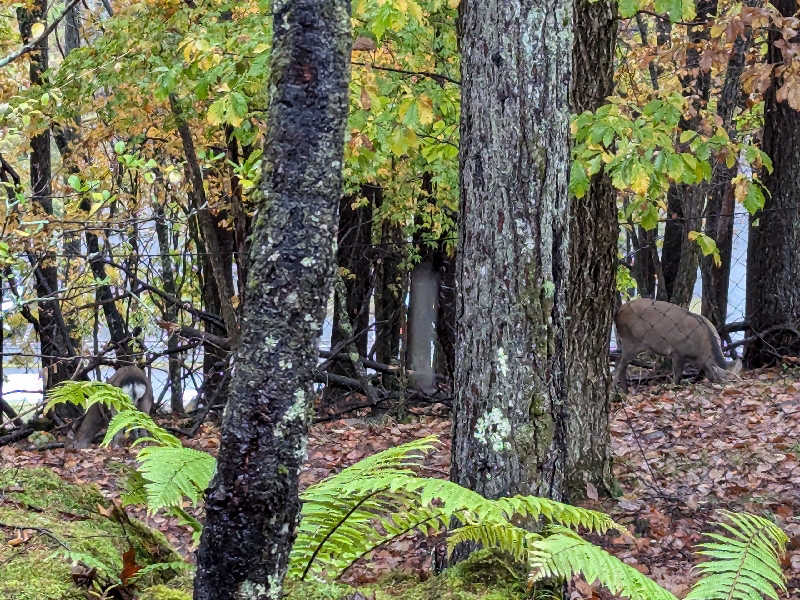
[302,435,439,494]
[685,511,788,600]
[495,495,626,534]
[136,446,216,512]
[528,527,678,600]
[46,381,135,414]
[447,521,540,563]
[103,410,181,448]
[291,436,628,583]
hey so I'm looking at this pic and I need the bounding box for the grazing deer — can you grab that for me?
[71,365,153,448]
[613,298,741,392]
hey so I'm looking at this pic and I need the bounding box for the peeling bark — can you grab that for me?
[193,1,351,598]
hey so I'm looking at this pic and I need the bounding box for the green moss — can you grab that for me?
[139,584,193,600]
[0,467,190,600]
[285,550,527,600]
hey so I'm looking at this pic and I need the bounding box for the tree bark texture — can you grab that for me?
[155,202,184,414]
[193,1,351,598]
[374,187,406,366]
[451,0,572,502]
[661,1,716,307]
[701,0,756,331]
[18,2,81,405]
[745,0,800,367]
[564,0,616,500]
[329,190,373,362]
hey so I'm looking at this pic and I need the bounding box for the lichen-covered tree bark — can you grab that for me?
[564,0,617,500]
[451,0,573,501]
[193,1,351,598]
[745,0,800,368]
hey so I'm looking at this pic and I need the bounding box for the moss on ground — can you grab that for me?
[1,469,528,600]
[0,467,192,600]
[285,550,529,600]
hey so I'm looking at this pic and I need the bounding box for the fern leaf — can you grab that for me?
[495,495,626,534]
[46,381,135,413]
[136,446,216,512]
[104,410,181,448]
[447,521,539,563]
[528,527,678,600]
[685,511,788,600]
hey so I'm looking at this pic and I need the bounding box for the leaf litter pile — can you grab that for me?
[2,368,799,598]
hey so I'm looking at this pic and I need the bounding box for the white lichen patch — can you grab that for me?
[496,347,508,377]
[236,579,271,600]
[474,407,511,453]
[301,256,314,267]
[274,389,307,439]
[264,336,278,351]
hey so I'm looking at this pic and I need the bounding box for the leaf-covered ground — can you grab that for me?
[2,367,798,599]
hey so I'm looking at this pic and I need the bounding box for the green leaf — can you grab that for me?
[618,0,639,18]
[67,174,81,190]
[569,161,590,199]
[743,182,766,214]
[114,141,126,154]
[640,204,659,231]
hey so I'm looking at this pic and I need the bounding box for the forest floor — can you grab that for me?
[2,367,799,599]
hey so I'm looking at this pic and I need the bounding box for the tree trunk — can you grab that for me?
[193,1,351,598]
[451,0,572,504]
[745,0,800,367]
[661,2,717,307]
[17,2,82,411]
[701,0,756,331]
[155,202,184,414]
[374,188,406,366]
[329,190,373,362]
[434,246,456,381]
[563,0,616,500]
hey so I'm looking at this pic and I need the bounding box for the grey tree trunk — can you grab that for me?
[155,202,184,414]
[745,0,800,368]
[193,1,351,598]
[564,0,617,500]
[451,0,572,502]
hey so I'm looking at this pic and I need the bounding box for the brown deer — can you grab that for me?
[613,298,741,392]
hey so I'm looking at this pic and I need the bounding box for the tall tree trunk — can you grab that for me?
[155,201,183,414]
[564,0,616,500]
[451,0,572,505]
[17,2,81,411]
[329,190,373,359]
[434,244,456,382]
[374,188,406,366]
[701,0,756,331]
[193,1,351,598]
[662,1,717,307]
[745,0,800,367]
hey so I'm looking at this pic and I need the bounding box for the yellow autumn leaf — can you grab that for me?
[183,41,194,63]
[407,0,424,20]
[418,94,434,125]
[30,22,45,38]
[630,165,650,196]
[448,0,460,8]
